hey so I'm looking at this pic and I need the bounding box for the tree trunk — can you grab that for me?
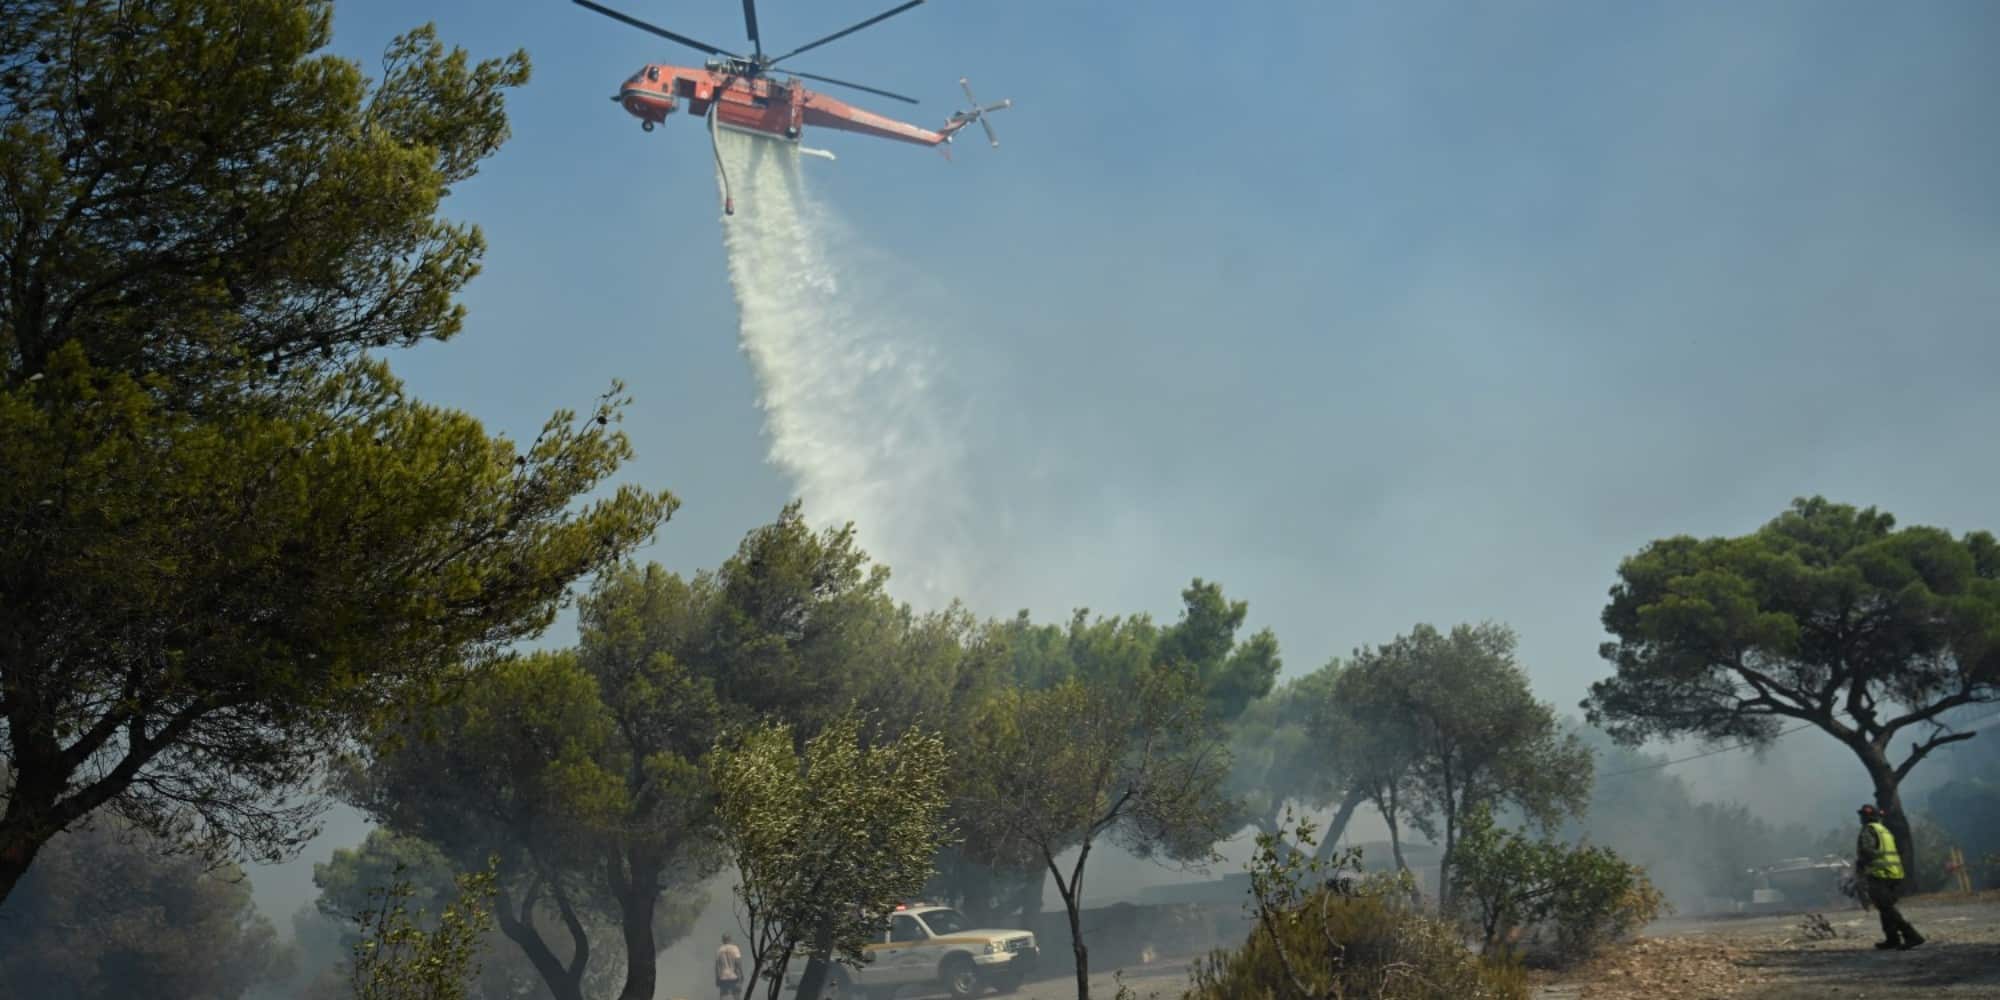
[0,831,46,905]
[614,887,657,1000]
[1311,786,1370,863]
[1862,753,1918,884]
[610,852,663,1000]
[494,884,588,1000]
[1439,774,1460,908]
[1063,886,1090,1000]
[0,744,75,906]
[794,920,837,1000]
[1387,813,1408,876]
[1439,829,1457,909]
[1046,841,1096,1000]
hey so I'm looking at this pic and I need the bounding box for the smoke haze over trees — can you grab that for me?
[6,0,2000,996]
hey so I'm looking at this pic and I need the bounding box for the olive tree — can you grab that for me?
[1342,623,1594,904]
[346,859,500,1000]
[957,666,1236,1000]
[710,712,953,1000]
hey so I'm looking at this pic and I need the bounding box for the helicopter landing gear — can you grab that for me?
[641,120,654,132]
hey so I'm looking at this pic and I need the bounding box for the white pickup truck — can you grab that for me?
[785,903,1039,999]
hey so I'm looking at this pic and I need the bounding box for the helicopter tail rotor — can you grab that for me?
[949,77,1010,147]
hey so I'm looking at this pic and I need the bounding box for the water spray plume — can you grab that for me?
[711,128,972,607]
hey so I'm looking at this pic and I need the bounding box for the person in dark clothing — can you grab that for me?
[1856,804,1924,950]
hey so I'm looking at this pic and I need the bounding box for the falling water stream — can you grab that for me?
[711,126,970,607]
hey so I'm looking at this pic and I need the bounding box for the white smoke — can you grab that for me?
[711,125,973,608]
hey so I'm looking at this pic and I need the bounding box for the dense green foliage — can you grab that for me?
[711,713,953,1000]
[991,580,1281,706]
[1314,624,1593,903]
[343,507,978,1000]
[957,663,1238,1000]
[0,0,671,906]
[302,828,644,1000]
[1585,497,2000,877]
[1450,805,1667,966]
[0,0,525,390]
[0,812,288,999]
[941,580,1279,922]
[345,640,716,1000]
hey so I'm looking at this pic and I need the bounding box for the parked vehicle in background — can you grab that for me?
[786,902,1039,998]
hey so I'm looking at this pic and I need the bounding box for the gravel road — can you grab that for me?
[1002,961,1198,1000]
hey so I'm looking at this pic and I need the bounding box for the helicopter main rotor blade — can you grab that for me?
[790,70,919,105]
[766,0,927,66]
[571,0,740,58]
[741,0,762,61]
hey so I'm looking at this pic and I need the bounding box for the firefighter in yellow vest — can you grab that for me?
[1857,804,1924,950]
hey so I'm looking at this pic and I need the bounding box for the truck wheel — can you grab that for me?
[940,955,980,998]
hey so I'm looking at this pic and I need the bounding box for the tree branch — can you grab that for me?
[1894,729,1980,783]
[1732,661,1818,722]
[1882,687,1982,743]
[1040,845,1071,903]
[43,697,212,834]
[550,880,591,987]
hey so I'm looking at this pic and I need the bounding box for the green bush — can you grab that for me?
[347,858,499,1000]
[1183,813,1526,1000]
[1452,805,1667,967]
[1927,777,2000,890]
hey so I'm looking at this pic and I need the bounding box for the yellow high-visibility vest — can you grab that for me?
[1862,821,1905,880]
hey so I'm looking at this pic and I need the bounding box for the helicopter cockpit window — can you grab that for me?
[646,67,660,81]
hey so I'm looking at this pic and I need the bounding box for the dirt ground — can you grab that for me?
[1531,894,2000,1000]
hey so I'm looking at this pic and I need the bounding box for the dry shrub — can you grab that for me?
[1184,888,1527,1000]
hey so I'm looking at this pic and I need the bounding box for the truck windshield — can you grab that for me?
[920,909,969,935]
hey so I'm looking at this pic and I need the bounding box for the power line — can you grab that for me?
[1597,719,1830,780]
[1595,707,2000,781]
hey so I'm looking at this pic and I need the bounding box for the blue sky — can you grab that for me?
[253,0,2000,926]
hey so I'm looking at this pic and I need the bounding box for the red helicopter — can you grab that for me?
[572,0,1012,214]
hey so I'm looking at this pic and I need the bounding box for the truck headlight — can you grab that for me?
[984,942,998,954]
